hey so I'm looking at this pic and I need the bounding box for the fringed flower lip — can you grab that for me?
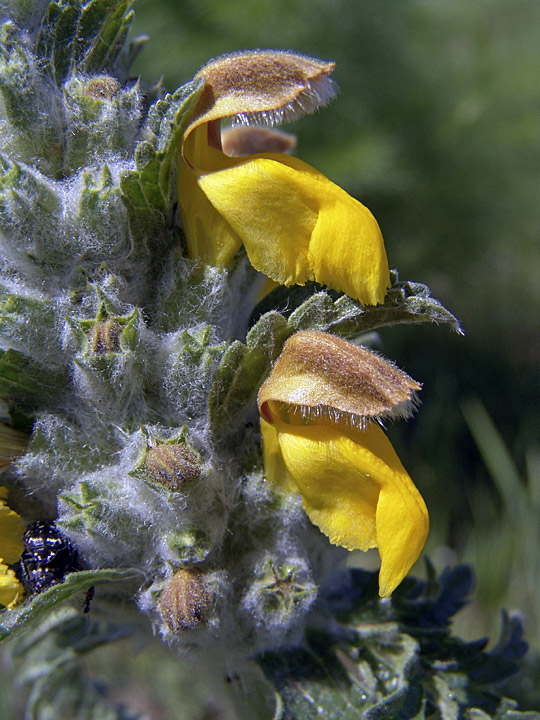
[182,50,339,148]
[177,50,391,306]
[257,331,429,598]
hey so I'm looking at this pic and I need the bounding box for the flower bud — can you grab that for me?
[258,330,421,428]
[88,319,122,355]
[144,443,201,492]
[166,526,212,564]
[246,556,316,620]
[158,569,212,632]
[84,76,120,101]
[72,304,139,357]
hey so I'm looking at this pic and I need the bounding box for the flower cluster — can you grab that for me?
[177,50,429,595]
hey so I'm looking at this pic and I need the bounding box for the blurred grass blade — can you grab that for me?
[461,398,524,519]
[525,446,540,513]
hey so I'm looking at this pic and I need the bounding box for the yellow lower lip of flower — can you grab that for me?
[0,562,24,609]
[0,486,25,609]
[178,124,390,306]
[0,486,24,564]
[261,418,428,597]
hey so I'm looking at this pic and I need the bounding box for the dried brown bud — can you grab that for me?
[89,320,122,354]
[144,444,201,492]
[84,76,120,101]
[184,50,337,149]
[158,569,212,632]
[258,330,421,427]
[221,126,297,157]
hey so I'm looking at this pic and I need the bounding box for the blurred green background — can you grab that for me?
[4,0,540,715]
[129,0,540,651]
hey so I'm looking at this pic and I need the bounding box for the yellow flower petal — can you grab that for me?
[269,419,379,552]
[0,486,24,565]
[177,159,242,266]
[260,417,304,495]
[197,153,389,306]
[0,562,24,609]
[264,418,428,596]
[178,126,243,266]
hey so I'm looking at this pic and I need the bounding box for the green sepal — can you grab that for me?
[0,154,64,262]
[59,481,111,532]
[164,325,225,395]
[77,165,128,257]
[67,295,145,416]
[36,0,135,85]
[155,259,237,334]
[63,76,142,174]
[119,79,203,255]
[71,304,139,355]
[165,526,213,565]
[0,568,142,642]
[246,555,317,624]
[129,425,203,494]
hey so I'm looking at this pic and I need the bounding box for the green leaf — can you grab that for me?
[0,348,68,407]
[0,154,67,263]
[209,312,293,436]
[0,21,39,130]
[260,625,421,720]
[77,0,134,75]
[0,568,142,642]
[209,271,461,438]
[258,565,536,720]
[119,79,203,253]
[36,0,135,84]
[494,699,540,720]
[0,282,57,348]
[253,270,462,338]
[10,606,143,720]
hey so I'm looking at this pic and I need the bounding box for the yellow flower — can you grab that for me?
[258,331,429,597]
[178,51,390,306]
[0,486,24,608]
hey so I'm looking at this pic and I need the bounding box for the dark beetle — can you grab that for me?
[19,520,81,594]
